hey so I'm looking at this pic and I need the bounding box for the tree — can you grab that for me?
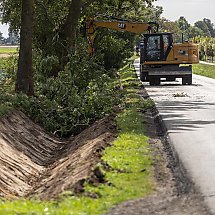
[212,43,215,62]
[194,20,211,37]
[203,18,215,37]
[177,16,190,30]
[15,0,34,95]
[188,26,204,38]
[176,16,190,41]
[160,18,182,42]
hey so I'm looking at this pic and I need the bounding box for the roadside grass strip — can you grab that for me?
[193,63,215,79]
[0,61,155,215]
[0,47,18,54]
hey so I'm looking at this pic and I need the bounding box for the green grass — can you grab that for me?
[0,59,155,215]
[193,63,215,79]
[0,47,18,54]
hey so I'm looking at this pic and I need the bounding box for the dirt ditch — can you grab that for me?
[0,110,116,199]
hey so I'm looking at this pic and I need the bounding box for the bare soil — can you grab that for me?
[0,110,116,199]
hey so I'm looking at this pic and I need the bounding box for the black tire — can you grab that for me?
[182,78,186,85]
[154,77,160,85]
[149,78,155,86]
[140,72,146,82]
[150,77,160,86]
[187,75,192,85]
[182,75,192,85]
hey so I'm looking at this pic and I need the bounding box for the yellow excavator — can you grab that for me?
[86,17,199,85]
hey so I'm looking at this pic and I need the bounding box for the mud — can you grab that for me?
[0,110,116,199]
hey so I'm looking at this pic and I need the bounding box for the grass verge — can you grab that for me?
[0,61,155,215]
[193,63,215,79]
[0,47,18,54]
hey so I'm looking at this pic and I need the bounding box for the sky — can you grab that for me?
[0,24,9,37]
[154,0,215,24]
[0,0,215,37]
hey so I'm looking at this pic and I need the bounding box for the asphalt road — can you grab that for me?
[134,58,215,214]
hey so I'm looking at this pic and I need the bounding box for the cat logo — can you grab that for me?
[118,23,126,29]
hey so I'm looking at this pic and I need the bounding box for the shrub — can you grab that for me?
[0,42,124,137]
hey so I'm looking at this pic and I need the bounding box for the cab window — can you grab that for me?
[163,34,170,57]
[146,35,161,61]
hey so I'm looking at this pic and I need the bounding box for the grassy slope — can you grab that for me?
[193,63,215,79]
[0,61,156,215]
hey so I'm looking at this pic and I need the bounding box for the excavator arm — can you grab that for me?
[86,18,159,54]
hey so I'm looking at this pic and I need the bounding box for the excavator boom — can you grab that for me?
[87,19,159,34]
[86,18,159,54]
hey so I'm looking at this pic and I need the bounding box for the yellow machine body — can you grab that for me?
[168,42,199,64]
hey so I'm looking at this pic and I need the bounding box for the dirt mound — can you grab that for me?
[0,110,116,199]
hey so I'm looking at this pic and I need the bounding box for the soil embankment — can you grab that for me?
[0,110,116,199]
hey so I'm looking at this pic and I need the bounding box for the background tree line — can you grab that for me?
[160,16,215,62]
[160,16,215,42]
[196,36,215,62]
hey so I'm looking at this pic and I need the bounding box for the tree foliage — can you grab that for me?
[195,36,215,62]
[0,32,3,41]
[0,0,160,136]
[195,19,215,37]
[159,18,182,42]
[195,20,211,37]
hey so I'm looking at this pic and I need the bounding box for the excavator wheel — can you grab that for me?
[182,75,192,85]
[140,72,146,82]
[149,77,160,86]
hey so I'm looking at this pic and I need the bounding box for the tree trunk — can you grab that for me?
[60,0,82,57]
[15,0,34,96]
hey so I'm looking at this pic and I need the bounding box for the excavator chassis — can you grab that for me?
[140,65,192,86]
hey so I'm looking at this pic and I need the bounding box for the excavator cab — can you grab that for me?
[146,33,173,61]
[140,33,173,63]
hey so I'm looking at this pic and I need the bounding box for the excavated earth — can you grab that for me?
[0,110,116,200]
